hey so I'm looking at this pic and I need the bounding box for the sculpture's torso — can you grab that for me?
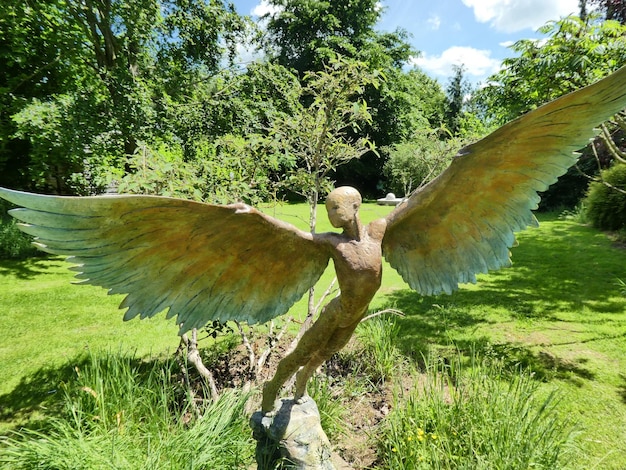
[317,219,386,327]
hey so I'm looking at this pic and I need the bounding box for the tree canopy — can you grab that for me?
[2,0,625,217]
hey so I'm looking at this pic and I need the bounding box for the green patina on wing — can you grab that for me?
[0,190,330,333]
[382,65,626,296]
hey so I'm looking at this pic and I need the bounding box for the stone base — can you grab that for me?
[250,398,348,470]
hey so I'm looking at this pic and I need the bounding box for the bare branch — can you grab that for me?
[179,328,220,402]
[601,122,626,164]
[587,140,626,195]
[236,321,256,374]
[361,309,405,323]
[256,318,292,373]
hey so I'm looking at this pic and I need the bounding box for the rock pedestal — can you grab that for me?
[250,398,342,470]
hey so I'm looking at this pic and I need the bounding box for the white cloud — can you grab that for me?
[428,14,441,30]
[410,46,502,79]
[251,0,281,18]
[461,0,579,33]
[230,1,279,66]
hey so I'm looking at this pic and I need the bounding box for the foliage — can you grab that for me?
[476,14,626,210]
[382,130,461,197]
[117,142,209,201]
[444,65,470,136]
[590,0,626,23]
[537,150,599,211]
[259,0,448,195]
[0,0,246,194]
[477,15,626,125]
[0,0,453,200]
[0,221,40,260]
[267,55,378,210]
[584,163,626,230]
[0,199,41,259]
[261,0,382,75]
[378,354,574,469]
[0,350,253,469]
[115,136,280,205]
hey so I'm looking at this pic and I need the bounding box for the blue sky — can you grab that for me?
[230,0,581,85]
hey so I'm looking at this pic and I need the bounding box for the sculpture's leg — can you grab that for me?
[261,298,344,413]
[262,354,306,412]
[294,322,359,402]
[294,354,324,403]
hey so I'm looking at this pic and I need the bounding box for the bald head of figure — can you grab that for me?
[325,186,362,230]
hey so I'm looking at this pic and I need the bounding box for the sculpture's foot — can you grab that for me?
[295,392,311,405]
[263,408,277,418]
[261,382,278,415]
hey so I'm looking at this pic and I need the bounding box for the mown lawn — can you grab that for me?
[0,202,625,468]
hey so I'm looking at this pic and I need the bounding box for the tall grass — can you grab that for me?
[0,350,254,469]
[378,352,575,470]
[356,315,405,384]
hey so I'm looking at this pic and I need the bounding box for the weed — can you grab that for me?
[308,375,347,440]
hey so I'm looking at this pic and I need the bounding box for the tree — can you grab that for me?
[1,0,245,194]
[590,0,626,23]
[444,65,470,136]
[0,0,87,191]
[261,0,381,75]
[383,129,459,197]
[476,14,626,209]
[266,56,378,226]
[258,0,447,195]
[477,15,626,124]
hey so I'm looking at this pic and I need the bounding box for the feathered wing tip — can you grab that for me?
[0,188,330,333]
[381,65,626,296]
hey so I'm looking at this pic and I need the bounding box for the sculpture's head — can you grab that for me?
[325,186,362,229]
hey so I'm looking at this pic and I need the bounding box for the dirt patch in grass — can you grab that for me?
[184,333,417,468]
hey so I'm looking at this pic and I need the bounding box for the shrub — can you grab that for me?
[0,199,41,260]
[584,164,626,231]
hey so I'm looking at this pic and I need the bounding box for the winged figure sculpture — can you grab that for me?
[2,66,626,413]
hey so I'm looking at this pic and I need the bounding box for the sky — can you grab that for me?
[230,0,582,85]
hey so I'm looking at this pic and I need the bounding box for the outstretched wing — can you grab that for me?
[382,65,626,296]
[0,189,330,333]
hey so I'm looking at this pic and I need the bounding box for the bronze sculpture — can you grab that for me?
[2,65,626,413]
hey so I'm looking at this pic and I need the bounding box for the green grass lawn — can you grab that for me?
[1,202,625,468]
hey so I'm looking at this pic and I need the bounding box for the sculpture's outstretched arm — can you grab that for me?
[380,65,626,296]
[0,189,330,333]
